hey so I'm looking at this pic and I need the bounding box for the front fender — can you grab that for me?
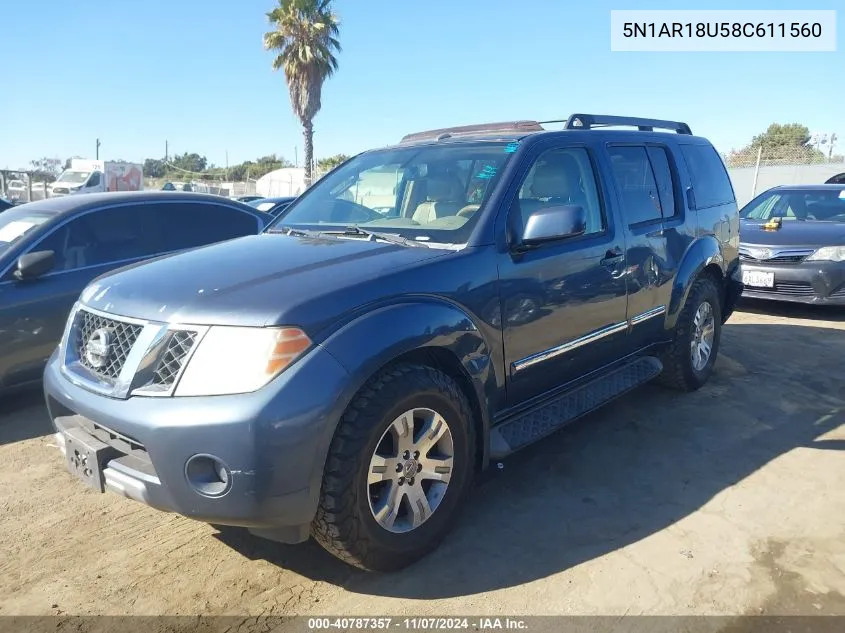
[320,299,499,465]
[667,236,725,328]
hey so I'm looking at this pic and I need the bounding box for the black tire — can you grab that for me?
[655,276,722,392]
[312,364,475,571]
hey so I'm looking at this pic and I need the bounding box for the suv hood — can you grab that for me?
[80,233,449,332]
[740,219,845,247]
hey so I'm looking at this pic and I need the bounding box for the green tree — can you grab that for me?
[173,152,208,173]
[728,123,826,167]
[143,158,166,178]
[264,0,341,186]
[317,153,349,173]
[750,123,813,149]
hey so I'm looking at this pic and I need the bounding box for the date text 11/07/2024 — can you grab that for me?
[621,22,823,39]
[306,617,529,630]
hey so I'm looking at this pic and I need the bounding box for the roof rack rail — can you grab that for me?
[564,114,692,135]
[400,120,545,144]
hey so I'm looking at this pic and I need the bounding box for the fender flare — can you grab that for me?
[308,299,500,489]
[667,236,726,328]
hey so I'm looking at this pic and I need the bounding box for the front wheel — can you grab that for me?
[655,276,722,392]
[312,364,475,571]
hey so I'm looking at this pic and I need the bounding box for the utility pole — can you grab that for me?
[829,133,838,160]
[294,146,298,168]
[165,140,169,162]
[95,138,101,159]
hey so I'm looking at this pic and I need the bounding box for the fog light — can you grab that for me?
[185,454,232,497]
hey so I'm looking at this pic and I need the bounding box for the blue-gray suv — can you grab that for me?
[44,114,742,571]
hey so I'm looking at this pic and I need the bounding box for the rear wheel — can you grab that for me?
[655,276,722,392]
[312,364,475,571]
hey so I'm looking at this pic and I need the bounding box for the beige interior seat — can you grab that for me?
[412,174,465,224]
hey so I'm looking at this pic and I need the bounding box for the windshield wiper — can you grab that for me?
[266,226,321,237]
[322,225,429,248]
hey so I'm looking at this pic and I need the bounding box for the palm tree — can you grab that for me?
[264,0,341,186]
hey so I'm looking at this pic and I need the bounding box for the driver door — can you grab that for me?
[0,207,159,389]
[496,143,630,405]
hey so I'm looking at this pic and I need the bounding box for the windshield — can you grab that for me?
[740,188,845,222]
[269,141,517,244]
[56,170,91,185]
[0,207,56,256]
[252,200,280,213]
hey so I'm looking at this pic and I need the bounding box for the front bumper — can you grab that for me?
[740,260,845,305]
[43,343,351,542]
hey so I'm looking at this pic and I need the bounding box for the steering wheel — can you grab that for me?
[456,204,481,218]
[332,199,382,223]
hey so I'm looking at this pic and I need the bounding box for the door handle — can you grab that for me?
[600,248,624,267]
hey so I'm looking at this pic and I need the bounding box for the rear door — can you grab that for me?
[604,143,687,349]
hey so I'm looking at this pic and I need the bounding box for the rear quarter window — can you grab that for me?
[680,144,735,209]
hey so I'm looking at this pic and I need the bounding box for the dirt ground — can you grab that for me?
[1,300,843,620]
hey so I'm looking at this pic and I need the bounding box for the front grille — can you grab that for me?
[831,284,845,298]
[150,330,197,387]
[771,281,815,297]
[739,253,809,264]
[74,310,143,380]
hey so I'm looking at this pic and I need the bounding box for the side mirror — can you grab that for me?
[15,250,55,280]
[520,205,587,247]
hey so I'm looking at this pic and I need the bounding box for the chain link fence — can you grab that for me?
[0,170,51,203]
[5,146,843,212]
[144,168,329,199]
[722,146,845,207]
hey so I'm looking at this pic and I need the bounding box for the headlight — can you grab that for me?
[174,326,311,396]
[806,246,845,262]
[70,185,81,191]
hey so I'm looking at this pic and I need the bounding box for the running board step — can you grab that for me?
[489,356,663,459]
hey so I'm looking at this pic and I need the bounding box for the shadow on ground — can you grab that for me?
[737,297,845,322]
[0,385,52,446]
[215,318,845,599]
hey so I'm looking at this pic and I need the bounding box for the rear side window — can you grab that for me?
[680,144,735,209]
[646,146,677,218]
[607,146,662,225]
[154,203,260,252]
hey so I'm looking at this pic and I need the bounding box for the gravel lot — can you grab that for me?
[1,300,843,620]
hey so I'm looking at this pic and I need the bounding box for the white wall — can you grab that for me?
[728,164,845,207]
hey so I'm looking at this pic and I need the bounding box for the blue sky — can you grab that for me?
[1,0,842,170]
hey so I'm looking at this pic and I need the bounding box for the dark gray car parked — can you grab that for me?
[739,184,845,304]
[0,191,271,393]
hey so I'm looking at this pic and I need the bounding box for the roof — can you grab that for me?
[771,184,845,191]
[397,114,695,146]
[16,190,251,215]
